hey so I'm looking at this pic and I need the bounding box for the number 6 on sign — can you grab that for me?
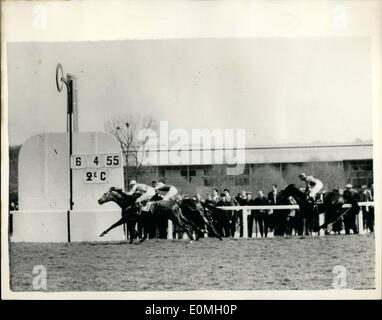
[71,155,87,169]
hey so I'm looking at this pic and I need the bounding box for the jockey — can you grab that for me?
[152,180,178,201]
[126,180,155,204]
[298,173,323,202]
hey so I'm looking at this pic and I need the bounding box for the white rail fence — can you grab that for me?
[9,202,374,241]
[167,202,375,239]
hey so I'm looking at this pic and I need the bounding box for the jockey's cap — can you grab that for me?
[345,183,352,189]
[298,172,307,180]
[129,180,137,185]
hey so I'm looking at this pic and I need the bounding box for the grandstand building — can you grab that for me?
[126,142,373,196]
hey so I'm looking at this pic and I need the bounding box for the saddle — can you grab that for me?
[140,201,153,212]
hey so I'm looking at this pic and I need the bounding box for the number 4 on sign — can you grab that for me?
[87,155,103,168]
[93,156,100,166]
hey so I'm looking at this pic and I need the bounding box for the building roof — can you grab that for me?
[139,143,373,166]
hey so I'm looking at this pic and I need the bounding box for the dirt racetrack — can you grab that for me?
[9,233,375,291]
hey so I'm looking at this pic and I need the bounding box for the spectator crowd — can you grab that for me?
[147,183,374,239]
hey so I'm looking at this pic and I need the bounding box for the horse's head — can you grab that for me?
[282,184,311,207]
[282,184,299,197]
[277,189,288,204]
[98,187,123,205]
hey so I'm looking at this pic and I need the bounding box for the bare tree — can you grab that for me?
[105,114,158,185]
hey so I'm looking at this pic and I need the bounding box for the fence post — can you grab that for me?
[242,208,248,239]
[167,220,173,240]
[255,213,258,238]
[358,207,364,234]
[319,213,325,236]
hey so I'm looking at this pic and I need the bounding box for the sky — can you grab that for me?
[7,37,372,147]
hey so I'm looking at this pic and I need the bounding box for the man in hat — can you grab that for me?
[298,173,324,203]
[342,183,359,234]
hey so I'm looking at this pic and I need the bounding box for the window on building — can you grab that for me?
[235,176,249,186]
[203,165,215,176]
[180,166,188,177]
[203,177,217,187]
[158,167,166,177]
[343,159,373,188]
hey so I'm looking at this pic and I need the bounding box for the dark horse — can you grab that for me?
[179,198,223,240]
[320,189,345,234]
[98,188,196,243]
[281,184,322,235]
[98,188,141,243]
[282,184,353,235]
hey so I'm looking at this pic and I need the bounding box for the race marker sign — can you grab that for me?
[83,169,110,184]
[70,153,122,184]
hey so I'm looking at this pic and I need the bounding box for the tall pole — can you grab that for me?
[67,76,74,243]
[56,64,74,243]
[67,75,74,212]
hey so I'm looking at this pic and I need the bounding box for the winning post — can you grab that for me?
[56,63,77,242]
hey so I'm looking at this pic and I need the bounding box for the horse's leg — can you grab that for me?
[123,223,127,240]
[184,217,205,239]
[300,217,307,238]
[179,210,205,240]
[194,208,223,240]
[128,222,137,244]
[100,216,128,237]
[205,216,223,240]
[173,213,195,241]
[186,215,202,240]
[138,213,148,243]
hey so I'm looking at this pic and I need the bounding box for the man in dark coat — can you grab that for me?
[343,184,359,234]
[235,190,248,237]
[222,189,238,237]
[246,192,255,237]
[267,184,285,236]
[253,191,268,237]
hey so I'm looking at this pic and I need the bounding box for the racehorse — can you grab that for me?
[98,188,141,243]
[281,184,322,235]
[98,187,197,243]
[179,198,223,240]
[201,201,232,237]
[319,189,344,234]
[282,184,356,235]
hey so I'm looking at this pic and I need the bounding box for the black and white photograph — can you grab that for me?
[1,0,381,299]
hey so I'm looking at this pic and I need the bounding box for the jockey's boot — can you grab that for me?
[135,201,142,214]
